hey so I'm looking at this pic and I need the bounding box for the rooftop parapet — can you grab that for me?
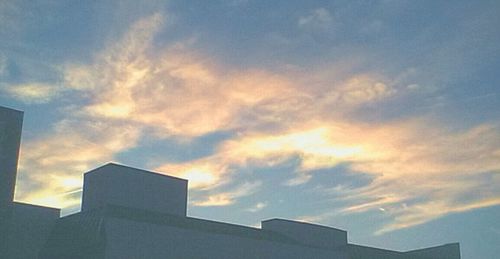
[404,243,461,259]
[261,218,348,250]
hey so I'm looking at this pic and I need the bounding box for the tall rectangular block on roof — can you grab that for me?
[261,219,348,249]
[0,106,24,254]
[81,163,188,216]
[0,106,23,216]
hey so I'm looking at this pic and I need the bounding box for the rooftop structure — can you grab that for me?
[0,107,23,226]
[82,163,188,216]
[1,105,461,259]
[0,106,24,255]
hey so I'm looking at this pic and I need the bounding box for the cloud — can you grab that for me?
[374,197,500,235]
[298,8,333,30]
[2,83,61,104]
[211,125,366,173]
[162,117,500,231]
[191,181,262,207]
[325,75,394,106]
[15,118,141,209]
[246,202,268,213]
[156,158,230,190]
[285,174,312,186]
[0,54,7,76]
[296,210,340,225]
[307,122,500,234]
[61,13,296,137]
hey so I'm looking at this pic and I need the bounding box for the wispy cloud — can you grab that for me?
[163,118,500,231]
[298,8,333,30]
[0,54,7,76]
[156,158,230,190]
[191,181,262,207]
[60,13,295,137]
[324,75,395,106]
[15,118,141,209]
[246,201,268,213]
[2,83,61,104]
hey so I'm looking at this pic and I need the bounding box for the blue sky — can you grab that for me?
[1,1,499,258]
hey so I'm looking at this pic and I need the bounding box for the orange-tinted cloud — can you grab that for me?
[190,181,262,207]
[15,119,141,209]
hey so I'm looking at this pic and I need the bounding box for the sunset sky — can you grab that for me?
[1,1,499,258]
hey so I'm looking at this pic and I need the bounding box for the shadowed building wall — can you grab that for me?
[43,164,349,259]
[261,219,348,250]
[42,164,460,259]
[82,163,188,216]
[0,106,23,254]
[7,202,60,259]
[404,243,461,259]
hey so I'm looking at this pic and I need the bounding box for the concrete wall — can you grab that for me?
[347,244,404,259]
[347,243,461,259]
[104,217,347,259]
[404,243,461,259]
[261,218,347,249]
[82,163,188,216]
[7,202,60,259]
[0,106,23,254]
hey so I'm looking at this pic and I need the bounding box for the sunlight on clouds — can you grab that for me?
[168,61,216,85]
[281,123,500,234]
[157,125,368,193]
[375,197,500,235]
[3,83,60,104]
[170,119,500,233]
[18,175,83,209]
[63,65,97,90]
[191,195,233,207]
[59,13,296,137]
[350,124,500,178]
[59,176,82,190]
[319,75,395,108]
[246,202,268,213]
[191,181,262,207]
[220,126,365,170]
[182,170,218,188]
[86,102,135,119]
[296,210,341,225]
[15,119,141,210]
[157,161,229,190]
[25,193,80,210]
[342,195,405,213]
[331,123,500,233]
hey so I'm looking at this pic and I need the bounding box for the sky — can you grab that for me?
[1,0,499,258]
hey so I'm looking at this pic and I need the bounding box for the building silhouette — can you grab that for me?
[1,106,461,259]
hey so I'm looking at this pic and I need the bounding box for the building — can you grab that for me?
[1,106,61,259]
[1,105,461,259]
